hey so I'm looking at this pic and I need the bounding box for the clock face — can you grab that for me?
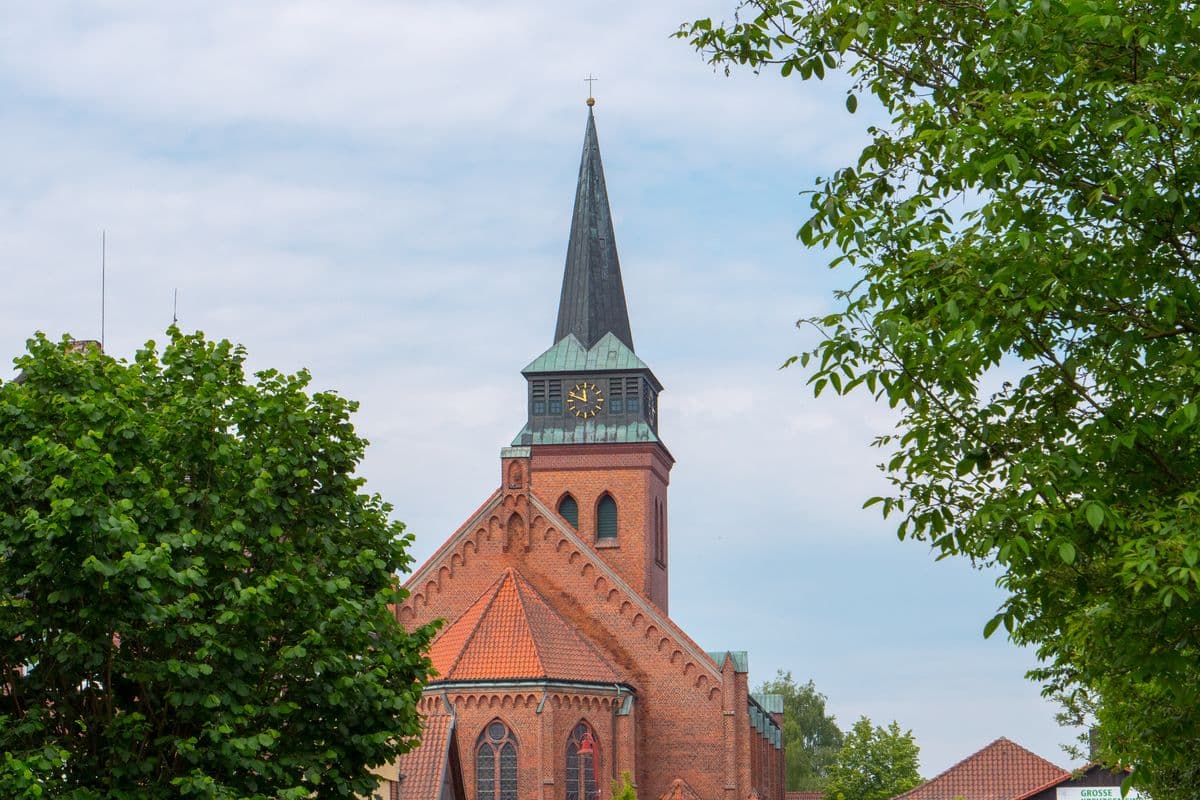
[566,381,605,418]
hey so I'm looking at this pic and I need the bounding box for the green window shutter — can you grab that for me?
[597,495,617,539]
[558,495,579,528]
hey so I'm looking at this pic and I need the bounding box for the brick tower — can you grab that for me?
[387,103,784,800]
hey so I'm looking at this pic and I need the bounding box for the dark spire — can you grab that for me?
[554,106,634,352]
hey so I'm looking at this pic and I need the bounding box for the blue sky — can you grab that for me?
[0,1,1080,777]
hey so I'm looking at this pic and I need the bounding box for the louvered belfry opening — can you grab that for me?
[476,721,517,800]
[596,495,618,539]
[559,494,580,528]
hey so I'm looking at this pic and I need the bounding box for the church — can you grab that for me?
[381,101,785,800]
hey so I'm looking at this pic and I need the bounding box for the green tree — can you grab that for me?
[824,717,920,800]
[758,671,843,791]
[612,771,638,800]
[679,2,1200,792]
[0,331,439,799]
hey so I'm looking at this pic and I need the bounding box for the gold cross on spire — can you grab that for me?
[584,74,597,106]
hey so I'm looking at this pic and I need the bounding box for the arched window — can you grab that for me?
[566,722,601,800]
[558,494,579,528]
[476,720,517,800]
[596,495,617,540]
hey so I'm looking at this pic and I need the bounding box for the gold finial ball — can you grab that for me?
[586,96,596,107]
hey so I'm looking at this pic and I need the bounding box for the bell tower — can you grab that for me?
[512,102,674,612]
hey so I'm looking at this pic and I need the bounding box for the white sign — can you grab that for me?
[1057,787,1145,800]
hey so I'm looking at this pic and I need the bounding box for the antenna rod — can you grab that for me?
[101,230,106,349]
[173,288,178,325]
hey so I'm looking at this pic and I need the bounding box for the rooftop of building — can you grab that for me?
[892,737,1068,800]
[426,567,624,684]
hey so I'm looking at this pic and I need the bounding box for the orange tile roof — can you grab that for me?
[894,738,1067,800]
[428,568,622,683]
[377,703,458,800]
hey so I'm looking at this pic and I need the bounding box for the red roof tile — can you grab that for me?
[893,738,1068,800]
[374,703,458,800]
[428,568,622,683]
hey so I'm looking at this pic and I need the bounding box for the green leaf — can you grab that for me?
[680,2,1200,788]
[0,328,438,798]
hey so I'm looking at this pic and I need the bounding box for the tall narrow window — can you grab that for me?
[625,377,640,412]
[609,378,624,414]
[654,500,665,566]
[597,495,617,540]
[558,494,579,528]
[548,381,563,415]
[565,723,601,800]
[476,721,517,800]
[532,380,547,415]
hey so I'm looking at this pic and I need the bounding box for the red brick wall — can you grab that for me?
[421,690,622,800]
[396,452,767,800]
[527,443,672,613]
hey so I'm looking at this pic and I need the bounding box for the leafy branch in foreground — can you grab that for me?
[0,330,438,799]
[680,2,1200,794]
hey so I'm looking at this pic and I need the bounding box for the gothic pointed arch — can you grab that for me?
[654,499,664,565]
[566,720,601,800]
[558,492,580,528]
[596,493,617,540]
[476,719,518,800]
[505,512,526,550]
[507,460,524,488]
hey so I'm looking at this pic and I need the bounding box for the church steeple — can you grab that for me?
[554,106,634,352]
[512,99,673,612]
[514,101,663,450]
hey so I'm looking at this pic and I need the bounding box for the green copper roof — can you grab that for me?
[523,332,650,375]
[748,695,784,749]
[751,693,784,715]
[511,419,658,447]
[706,650,749,673]
[555,107,634,351]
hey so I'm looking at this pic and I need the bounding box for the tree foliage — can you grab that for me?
[758,671,842,791]
[824,717,920,800]
[611,771,638,800]
[679,2,1200,792]
[0,331,439,799]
